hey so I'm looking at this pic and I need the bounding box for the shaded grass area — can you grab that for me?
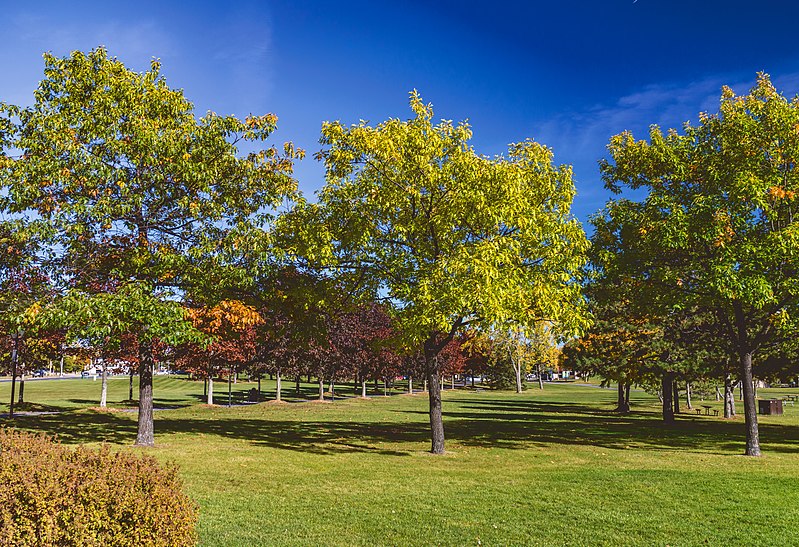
[0,375,410,413]
[3,381,799,545]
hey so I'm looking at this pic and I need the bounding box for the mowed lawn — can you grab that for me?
[3,378,799,546]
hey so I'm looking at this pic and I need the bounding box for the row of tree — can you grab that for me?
[0,48,579,454]
[9,49,795,459]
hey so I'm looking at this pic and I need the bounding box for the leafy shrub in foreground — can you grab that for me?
[0,429,197,546]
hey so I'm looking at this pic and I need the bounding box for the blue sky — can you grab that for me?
[3,0,799,222]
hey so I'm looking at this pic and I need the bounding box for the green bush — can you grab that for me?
[0,429,198,546]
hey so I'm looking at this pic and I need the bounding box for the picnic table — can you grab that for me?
[699,405,719,416]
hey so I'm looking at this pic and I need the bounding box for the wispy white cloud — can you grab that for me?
[533,71,799,220]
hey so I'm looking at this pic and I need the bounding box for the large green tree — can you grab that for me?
[600,74,799,456]
[283,92,589,453]
[0,48,300,445]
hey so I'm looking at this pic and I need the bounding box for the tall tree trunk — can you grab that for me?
[672,381,680,414]
[616,382,630,412]
[59,352,64,377]
[471,374,475,387]
[295,375,301,395]
[424,378,428,392]
[227,368,232,407]
[384,379,388,396]
[374,377,379,393]
[18,374,25,404]
[275,368,282,402]
[318,377,325,401]
[408,375,413,395]
[135,340,155,446]
[662,371,675,424]
[537,364,544,390]
[329,377,335,400]
[685,382,692,410]
[425,338,445,454]
[739,351,761,456]
[426,367,445,454]
[9,335,19,418]
[207,376,214,405]
[361,377,367,398]
[625,383,631,408]
[100,360,108,408]
[451,375,455,390]
[513,356,523,393]
[724,373,735,418]
[715,385,722,402]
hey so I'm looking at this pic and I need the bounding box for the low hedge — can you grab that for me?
[0,429,197,546]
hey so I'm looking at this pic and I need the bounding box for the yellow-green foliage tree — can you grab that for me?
[0,48,301,445]
[283,92,589,454]
[600,74,799,455]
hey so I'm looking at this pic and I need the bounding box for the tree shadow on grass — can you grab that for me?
[4,395,799,456]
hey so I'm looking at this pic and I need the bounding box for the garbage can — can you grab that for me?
[758,399,783,415]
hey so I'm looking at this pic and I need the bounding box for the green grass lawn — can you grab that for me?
[3,378,799,546]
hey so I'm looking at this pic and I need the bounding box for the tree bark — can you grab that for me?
[275,368,282,402]
[9,335,19,419]
[425,338,445,454]
[672,381,680,414]
[624,383,631,408]
[662,371,675,424]
[739,351,761,456]
[227,368,232,407]
[295,375,301,395]
[135,340,155,446]
[384,379,389,396]
[426,367,445,454]
[724,373,735,418]
[361,378,367,398]
[17,374,25,404]
[408,375,413,395]
[318,377,325,401]
[616,382,630,413]
[100,360,108,408]
[537,364,544,390]
[685,382,692,410]
[513,357,523,393]
[207,376,214,405]
[715,385,722,402]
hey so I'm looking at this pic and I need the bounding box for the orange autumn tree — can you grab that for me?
[179,300,263,405]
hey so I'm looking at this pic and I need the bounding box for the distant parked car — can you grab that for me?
[81,370,91,378]
[33,369,47,377]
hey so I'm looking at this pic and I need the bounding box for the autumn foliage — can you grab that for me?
[0,429,198,546]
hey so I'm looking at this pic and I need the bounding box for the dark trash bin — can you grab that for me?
[758,399,783,415]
